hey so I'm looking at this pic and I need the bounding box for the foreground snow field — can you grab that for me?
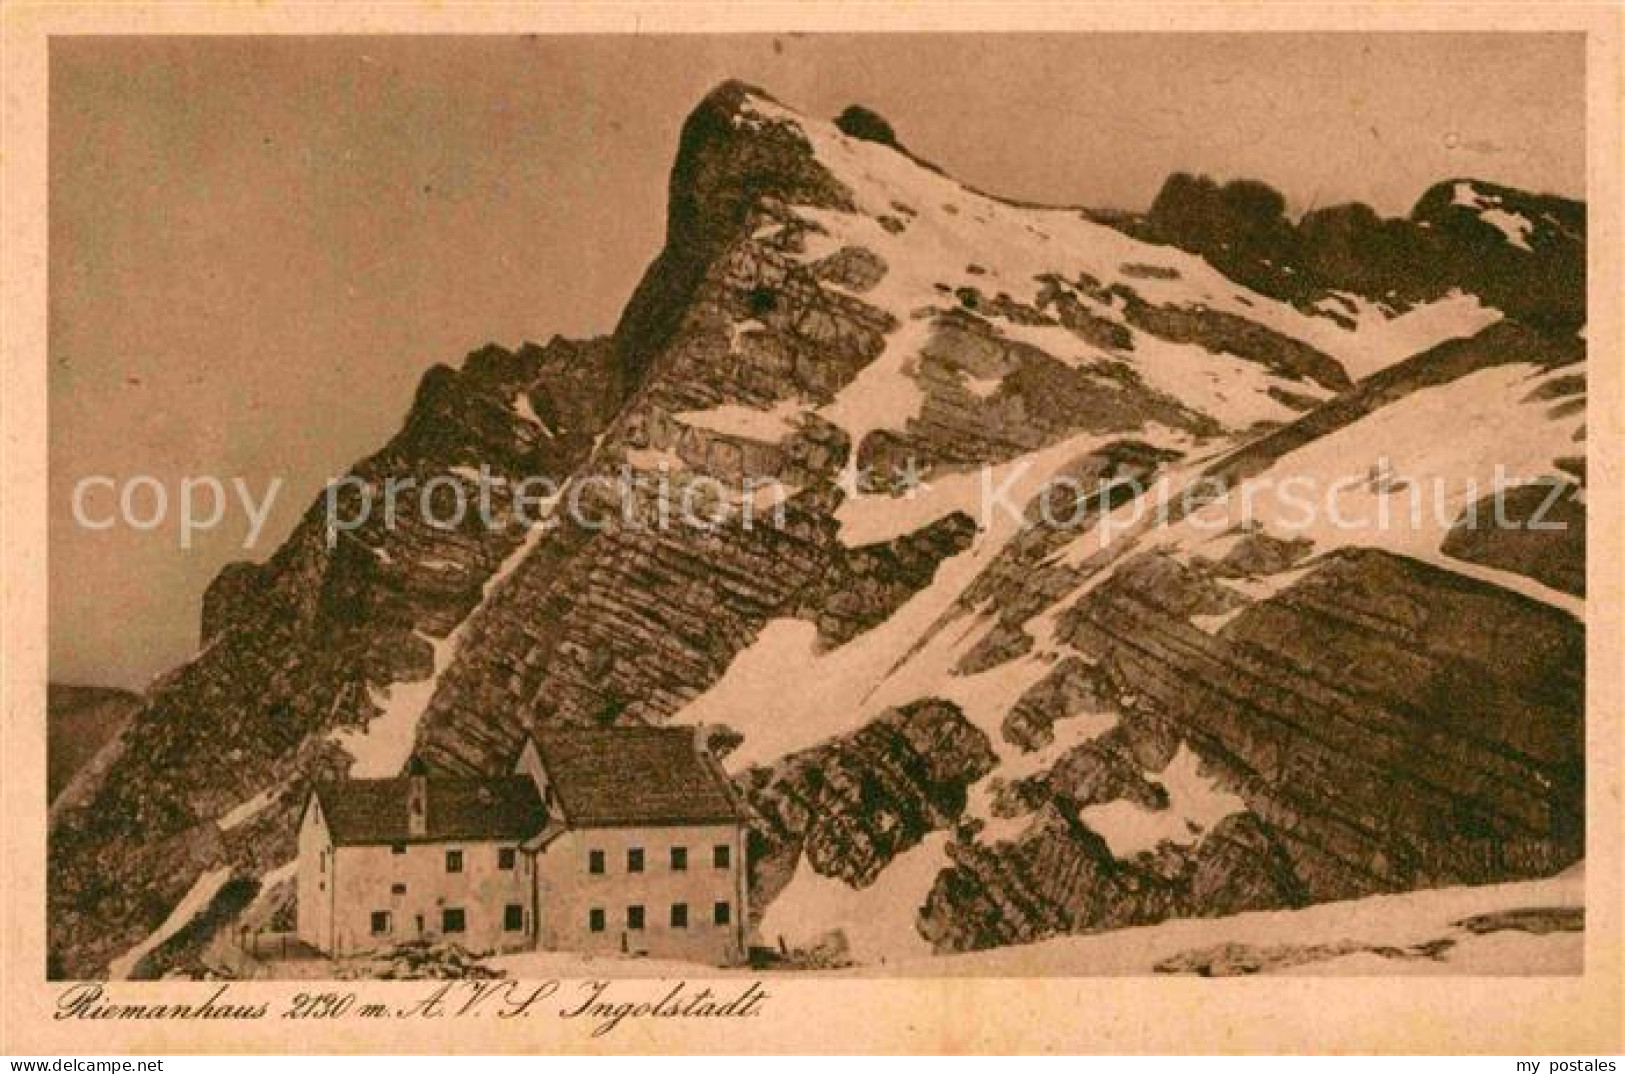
[484,866,1582,978]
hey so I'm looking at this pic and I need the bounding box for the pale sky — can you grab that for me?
[49,34,1585,687]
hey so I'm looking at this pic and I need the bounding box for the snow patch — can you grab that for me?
[819,314,934,491]
[745,94,1496,438]
[674,400,802,443]
[965,707,1120,843]
[491,866,1583,977]
[335,631,455,778]
[216,787,278,832]
[243,861,298,922]
[448,465,505,485]
[1079,745,1248,857]
[108,866,234,979]
[959,373,1004,399]
[419,557,463,572]
[757,832,949,964]
[1481,209,1535,251]
[512,391,552,436]
[331,506,557,778]
[624,446,688,472]
[1453,182,1535,251]
[1189,607,1245,634]
[683,434,1114,768]
[1322,290,1503,380]
[1215,565,1316,603]
[888,866,1583,976]
[1172,362,1583,618]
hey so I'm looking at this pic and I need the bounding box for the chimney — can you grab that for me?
[407,755,428,837]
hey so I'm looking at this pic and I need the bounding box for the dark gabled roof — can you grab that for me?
[530,725,748,828]
[312,775,546,846]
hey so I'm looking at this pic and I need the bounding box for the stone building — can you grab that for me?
[296,725,751,966]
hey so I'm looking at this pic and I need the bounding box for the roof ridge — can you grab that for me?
[312,771,548,846]
[524,721,749,827]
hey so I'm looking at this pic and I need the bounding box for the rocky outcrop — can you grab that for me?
[920,545,1582,953]
[920,808,1305,952]
[1117,299,1351,393]
[738,699,997,913]
[1409,179,1585,333]
[1064,547,1582,888]
[1143,174,1303,301]
[994,720,1176,816]
[1455,906,1583,935]
[47,684,141,807]
[942,437,1184,674]
[834,104,900,148]
[382,94,982,779]
[1152,904,1583,975]
[1152,937,1456,976]
[613,81,857,390]
[1139,172,1585,334]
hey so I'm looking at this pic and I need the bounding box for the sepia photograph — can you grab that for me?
[3,3,1620,1058]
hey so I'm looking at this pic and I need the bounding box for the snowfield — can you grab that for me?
[487,866,1582,978]
[677,432,1117,768]
[1165,361,1584,619]
[742,92,1505,433]
[107,866,233,980]
[757,832,951,964]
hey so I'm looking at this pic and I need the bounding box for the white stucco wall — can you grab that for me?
[311,837,532,956]
[534,822,749,966]
[295,796,333,952]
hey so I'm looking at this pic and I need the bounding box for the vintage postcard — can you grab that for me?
[2,1,1621,1056]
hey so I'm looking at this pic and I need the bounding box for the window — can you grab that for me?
[589,907,605,933]
[442,907,466,933]
[671,903,688,928]
[504,904,524,932]
[391,883,406,895]
[499,847,517,870]
[713,844,731,870]
[319,850,327,873]
[391,843,406,855]
[445,850,463,873]
[670,846,688,871]
[371,911,391,935]
[627,905,645,930]
[714,901,731,926]
[588,849,605,875]
[627,848,644,873]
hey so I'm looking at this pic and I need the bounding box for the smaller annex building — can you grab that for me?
[297,725,752,966]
